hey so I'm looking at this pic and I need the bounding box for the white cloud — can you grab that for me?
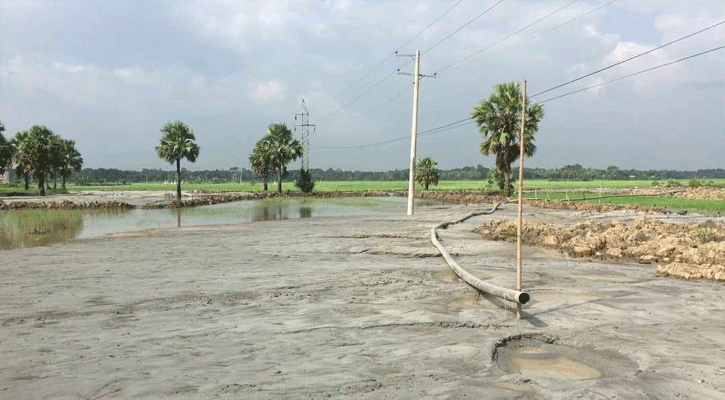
[113,66,149,85]
[53,61,95,74]
[191,75,206,88]
[582,23,620,45]
[248,79,287,104]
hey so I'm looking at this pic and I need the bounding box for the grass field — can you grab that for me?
[3,180,724,213]
[4,179,725,195]
[526,191,725,214]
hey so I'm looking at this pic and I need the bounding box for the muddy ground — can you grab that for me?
[1,193,725,398]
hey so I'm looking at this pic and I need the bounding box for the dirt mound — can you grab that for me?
[525,199,668,214]
[416,190,505,205]
[631,186,725,201]
[0,200,135,210]
[475,216,725,282]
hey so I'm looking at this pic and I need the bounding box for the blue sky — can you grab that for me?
[1,0,723,171]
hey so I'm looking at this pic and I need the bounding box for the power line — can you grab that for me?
[362,84,411,115]
[436,0,579,74]
[326,0,467,112]
[539,44,725,103]
[312,116,475,150]
[531,19,725,98]
[398,0,465,52]
[318,69,400,120]
[423,0,505,55]
[322,42,725,151]
[493,0,617,55]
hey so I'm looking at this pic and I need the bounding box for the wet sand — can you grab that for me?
[1,199,725,398]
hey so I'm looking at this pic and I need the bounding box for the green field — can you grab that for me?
[3,180,724,214]
[4,179,725,195]
[525,191,725,214]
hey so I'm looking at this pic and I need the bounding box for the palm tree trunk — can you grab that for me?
[277,167,282,193]
[176,158,181,202]
[62,176,66,191]
[263,181,268,191]
[504,167,512,197]
[38,174,45,196]
[24,174,29,190]
[425,181,429,190]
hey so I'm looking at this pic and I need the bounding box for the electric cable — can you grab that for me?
[423,0,505,54]
[326,0,467,111]
[531,19,725,98]
[437,0,578,73]
[538,44,725,103]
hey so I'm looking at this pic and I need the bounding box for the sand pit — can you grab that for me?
[2,199,725,398]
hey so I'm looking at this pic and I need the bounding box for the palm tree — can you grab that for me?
[12,131,30,190]
[416,157,440,190]
[265,123,302,194]
[0,121,14,176]
[12,125,58,196]
[249,139,274,191]
[472,82,543,196]
[155,121,200,202]
[56,139,84,191]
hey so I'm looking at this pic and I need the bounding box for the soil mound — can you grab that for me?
[525,199,668,214]
[475,216,725,282]
[0,200,135,210]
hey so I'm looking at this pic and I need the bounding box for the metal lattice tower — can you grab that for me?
[294,99,315,171]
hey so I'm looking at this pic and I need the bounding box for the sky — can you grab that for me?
[1,0,723,172]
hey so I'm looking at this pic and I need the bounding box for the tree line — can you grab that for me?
[0,122,83,195]
[3,82,720,198]
[25,164,723,187]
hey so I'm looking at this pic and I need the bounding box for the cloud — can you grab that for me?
[248,79,287,104]
[53,61,95,74]
[582,23,620,45]
[113,66,149,85]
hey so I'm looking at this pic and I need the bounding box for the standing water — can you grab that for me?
[0,197,434,250]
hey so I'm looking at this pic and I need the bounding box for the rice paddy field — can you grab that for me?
[5,179,724,194]
[3,179,724,213]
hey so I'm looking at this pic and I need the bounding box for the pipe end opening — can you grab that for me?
[519,292,530,305]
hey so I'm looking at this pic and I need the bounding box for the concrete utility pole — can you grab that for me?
[294,99,315,171]
[516,80,527,320]
[397,51,435,216]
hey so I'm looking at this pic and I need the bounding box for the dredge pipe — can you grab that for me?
[430,204,530,305]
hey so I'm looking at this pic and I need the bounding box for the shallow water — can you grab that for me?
[0,197,428,250]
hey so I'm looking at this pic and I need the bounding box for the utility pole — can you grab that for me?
[294,99,315,171]
[397,51,435,216]
[516,80,527,320]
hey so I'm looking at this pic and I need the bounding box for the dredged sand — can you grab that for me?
[1,199,725,398]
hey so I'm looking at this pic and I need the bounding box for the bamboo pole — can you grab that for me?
[516,80,527,319]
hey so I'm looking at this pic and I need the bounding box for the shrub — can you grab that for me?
[295,169,315,193]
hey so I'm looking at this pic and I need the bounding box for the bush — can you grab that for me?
[688,179,702,188]
[651,180,659,187]
[487,167,514,194]
[295,169,315,193]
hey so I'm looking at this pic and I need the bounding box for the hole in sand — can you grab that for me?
[494,337,602,381]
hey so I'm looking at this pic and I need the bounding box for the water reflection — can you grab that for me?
[0,209,128,250]
[0,197,430,250]
[299,207,312,219]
